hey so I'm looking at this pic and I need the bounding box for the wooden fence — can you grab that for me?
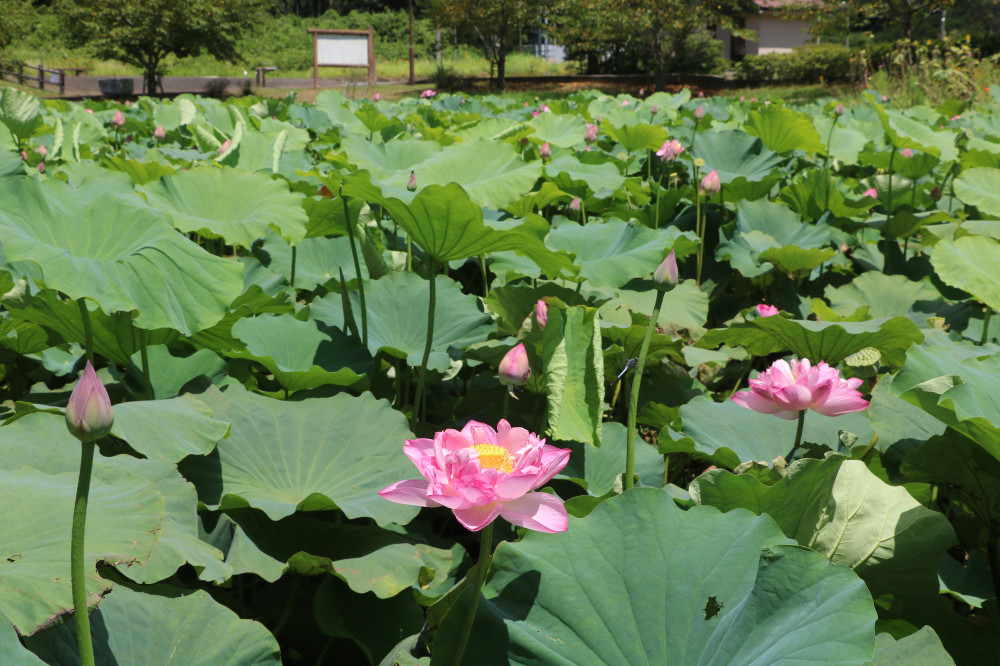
[0,61,69,94]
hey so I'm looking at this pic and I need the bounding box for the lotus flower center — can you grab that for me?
[472,444,515,473]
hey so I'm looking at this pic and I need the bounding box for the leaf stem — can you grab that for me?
[981,307,992,346]
[71,440,96,666]
[341,190,368,348]
[785,410,806,462]
[77,298,94,365]
[626,290,665,490]
[138,327,153,399]
[451,522,494,666]
[823,114,839,211]
[290,245,297,291]
[412,260,437,430]
[502,389,510,422]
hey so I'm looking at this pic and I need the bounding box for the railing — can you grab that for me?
[0,60,69,94]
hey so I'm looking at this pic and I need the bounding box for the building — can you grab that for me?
[716,0,817,60]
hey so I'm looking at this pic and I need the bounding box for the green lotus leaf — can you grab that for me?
[870,98,958,162]
[542,305,605,447]
[140,167,308,249]
[869,626,954,665]
[433,489,875,665]
[178,384,420,525]
[544,153,626,194]
[0,176,243,336]
[952,167,1000,217]
[24,584,280,664]
[691,456,956,599]
[931,235,1000,312]
[529,112,586,147]
[602,122,668,153]
[111,395,231,462]
[258,231,368,291]
[825,272,940,319]
[126,345,228,400]
[0,88,42,142]
[152,97,197,130]
[744,105,824,154]
[0,617,42,664]
[601,279,709,337]
[691,129,784,183]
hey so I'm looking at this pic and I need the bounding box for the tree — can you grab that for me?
[0,0,32,53]
[429,0,543,90]
[57,0,267,94]
[805,0,957,42]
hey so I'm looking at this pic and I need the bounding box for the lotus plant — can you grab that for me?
[535,299,548,330]
[755,303,779,317]
[65,360,115,666]
[731,358,868,460]
[379,418,569,664]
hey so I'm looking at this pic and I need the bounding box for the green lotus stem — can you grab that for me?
[289,245,297,290]
[272,576,299,638]
[406,234,413,272]
[988,525,1000,606]
[785,410,806,462]
[480,255,489,298]
[981,308,992,346]
[662,453,670,487]
[885,146,897,257]
[77,299,94,365]
[71,440,96,666]
[412,259,437,429]
[138,327,153,399]
[858,433,879,462]
[341,191,368,348]
[822,115,839,211]
[451,522,493,666]
[580,198,587,224]
[502,389,510,422]
[625,289,665,491]
[695,188,704,288]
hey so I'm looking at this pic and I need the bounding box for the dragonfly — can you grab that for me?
[608,355,639,413]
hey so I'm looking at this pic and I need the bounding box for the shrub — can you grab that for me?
[672,30,726,74]
[736,44,854,84]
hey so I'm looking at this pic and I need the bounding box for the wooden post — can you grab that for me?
[368,25,376,87]
[312,30,319,89]
[39,65,44,91]
[59,70,65,94]
[18,63,23,85]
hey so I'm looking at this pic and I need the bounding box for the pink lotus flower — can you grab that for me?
[731,358,868,420]
[498,343,531,386]
[700,169,720,195]
[694,105,705,120]
[656,139,683,162]
[37,162,45,174]
[532,110,540,118]
[951,115,961,121]
[38,144,47,157]
[407,170,417,192]
[379,419,571,532]
[20,150,27,161]
[653,249,678,289]
[901,148,913,158]
[651,105,658,114]
[835,102,845,115]
[755,303,779,317]
[863,187,878,199]
[373,92,381,101]
[621,99,629,106]
[585,123,598,143]
[85,109,94,114]
[219,139,231,154]
[539,142,551,160]
[569,196,581,212]
[535,300,548,329]
[154,125,166,140]
[420,89,436,98]
[110,110,125,128]
[65,360,114,443]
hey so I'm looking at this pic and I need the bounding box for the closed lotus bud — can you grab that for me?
[20,150,27,161]
[535,299,548,329]
[585,123,598,143]
[901,148,913,158]
[930,186,942,201]
[374,92,381,101]
[65,360,114,443]
[835,102,845,115]
[569,196,581,212]
[38,144,47,157]
[540,142,551,160]
[700,169,720,195]
[499,342,531,386]
[154,125,166,140]
[694,105,704,120]
[651,105,658,114]
[37,162,45,174]
[219,139,231,154]
[653,250,678,290]
[111,110,125,128]
[407,170,417,191]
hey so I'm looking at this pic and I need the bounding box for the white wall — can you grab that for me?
[745,15,814,55]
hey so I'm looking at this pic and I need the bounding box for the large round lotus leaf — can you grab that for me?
[310,271,494,371]
[691,457,956,599]
[229,313,371,393]
[825,272,940,319]
[0,617,43,664]
[662,396,873,467]
[529,112,586,147]
[111,394,231,462]
[339,133,440,180]
[434,489,875,665]
[259,232,368,291]
[139,166,308,249]
[743,105,824,154]
[931,235,1000,313]
[602,122,668,152]
[0,176,243,336]
[179,384,420,526]
[0,467,163,634]
[544,153,626,194]
[953,167,1000,218]
[24,584,279,664]
[0,412,229,585]
[691,129,784,183]
[546,219,676,289]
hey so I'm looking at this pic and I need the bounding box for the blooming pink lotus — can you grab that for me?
[585,123,599,143]
[379,419,571,532]
[420,89,436,98]
[539,142,551,160]
[863,187,878,199]
[731,358,868,420]
[755,303,779,317]
[656,139,683,162]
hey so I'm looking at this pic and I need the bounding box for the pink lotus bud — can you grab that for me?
[694,105,705,120]
[651,105,658,114]
[374,92,381,101]
[700,169,720,195]
[539,104,549,113]
[863,187,878,199]
[532,110,540,118]
[85,109,94,114]
[755,304,779,317]
[595,115,602,123]
[524,102,531,108]
[20,151,27,161]
[421,89,436,98]
[653,250,678,290]
[740,96,745,101]
[950,114,961,121]
[535,300,548,329]
[835,102,844,115]
[569,196,581,212]
[498,342,531,387]
[65,360,114,443]
[639,88,645,96]
[585,123,598,143]
[930,186,942,201]
[901,148,913,158]
[881,95,888,103]
[38,144,47,157]
[407,170,417,192]
[154,125,166,140]
[621,99,629,106]
[111,110,125,128]
[37,162,45,174]
[698,92,705,98]
[540,142,551,160]
[656,139,683,162]
[219,139,231,154]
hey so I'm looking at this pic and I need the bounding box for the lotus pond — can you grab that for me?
[0,84,998,664]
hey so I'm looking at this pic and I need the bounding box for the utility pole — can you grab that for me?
[408,0,415,84]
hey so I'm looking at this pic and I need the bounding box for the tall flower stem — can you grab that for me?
[71,440,97,666]
[137,326,153,399]
[502,390,510,422]
[412,260,437,429]
[981,307,993,346]
[884,147,897,260]
[289,246,297,290]
[77,299,94,364]
[625,290,665,490]
[341,190,368,348]
[695,190,704,287]
[822,115,839,211]
[785,410,806,462]
[451,522,494,666]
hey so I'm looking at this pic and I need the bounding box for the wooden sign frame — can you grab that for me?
[308,27,376,88]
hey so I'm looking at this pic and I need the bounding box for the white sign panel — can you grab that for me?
[316,34,369,66]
